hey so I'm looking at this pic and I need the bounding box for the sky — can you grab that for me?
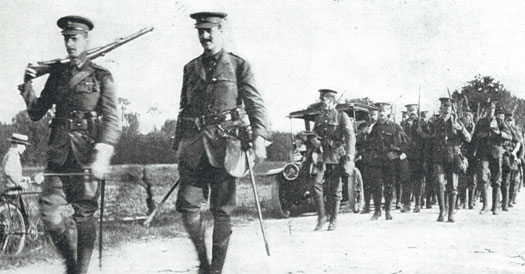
[1,0,525,133]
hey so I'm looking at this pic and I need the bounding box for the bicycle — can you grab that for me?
[0,183,43,256]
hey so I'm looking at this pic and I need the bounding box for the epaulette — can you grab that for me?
[88,62,110,72]
[228,52,245,61]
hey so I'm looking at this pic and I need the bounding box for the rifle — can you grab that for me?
[19,27,154,92]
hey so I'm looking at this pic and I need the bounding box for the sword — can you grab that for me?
[143,179,180,227]
[246,151,271,256]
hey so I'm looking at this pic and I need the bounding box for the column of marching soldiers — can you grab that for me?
[354,98,524,223]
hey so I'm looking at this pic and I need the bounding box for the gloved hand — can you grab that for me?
[253,136,267,164]
[399,153,407,160]
[34,172,44,184]
[91,143,114,179]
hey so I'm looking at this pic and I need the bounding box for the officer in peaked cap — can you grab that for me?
[173,11,269,274]
[21,15,120,274]
[310,88,355,231]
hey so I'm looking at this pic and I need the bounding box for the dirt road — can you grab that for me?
[5,193,525,274]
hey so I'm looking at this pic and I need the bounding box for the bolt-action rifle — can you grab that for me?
[18,27,154,92]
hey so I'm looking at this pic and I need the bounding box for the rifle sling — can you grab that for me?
[68,66,95,89]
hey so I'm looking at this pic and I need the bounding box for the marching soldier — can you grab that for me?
[309,89,356,231]
[20,16,120,274]
[357,106,379,214]
[472,101,511,215]
[460,110,477,209]
[172,12,269,274]
[366,102,408,220]
[400,105,418,213]
[424,98,471,222]
[404,110,431,213]
[502,112,522,211]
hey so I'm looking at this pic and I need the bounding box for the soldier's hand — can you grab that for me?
[491,127,500,135]
[24,64,37,82]
[253,136,267,164]
[91,143,114,179]
[310,136,322,148]
[399,153,407,160]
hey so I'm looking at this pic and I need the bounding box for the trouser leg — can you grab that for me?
[435,165,446,222]
[370,174,383,220]
[327,170,342,230]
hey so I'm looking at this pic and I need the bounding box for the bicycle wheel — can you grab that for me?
[0,202,26,255]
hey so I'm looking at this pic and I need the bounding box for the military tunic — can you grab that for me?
[428,117,471,195]
[472,116,511,188]
[311,108,355,205]
[26,60,120,230]
[175,50,269,217]
[366,119,407,208]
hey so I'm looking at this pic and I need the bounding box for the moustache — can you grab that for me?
[200,39,212,44]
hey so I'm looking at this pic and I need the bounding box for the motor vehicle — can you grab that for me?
[267,98,373,218]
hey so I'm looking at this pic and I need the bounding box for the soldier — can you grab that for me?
[357,106,379,214]
[172,12,269,274]
[366,102,408,220]
[460,110,477,209]
[309,89,355,231]
[400,105,418,213]
[20,16,120,274]
[502,112,522,211]
[472,101,511,215]
[402,110,431,213]
[424,98,471,222]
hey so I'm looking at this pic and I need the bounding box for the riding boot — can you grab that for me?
[361,191,371,214]
[313,192,327,231]
[211,215,232,274]
[436,190,445,222]
[182,214,210,274]
[479,186,489,215]
[501,185,509,211]
[491,187,499,215]
[448,194,457,223]
[76,220,97,274]
[49,224,77,274]
[328,201,340,231]
[371,191,382,220]
[467,186,475,209]
[413,195,420,213]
